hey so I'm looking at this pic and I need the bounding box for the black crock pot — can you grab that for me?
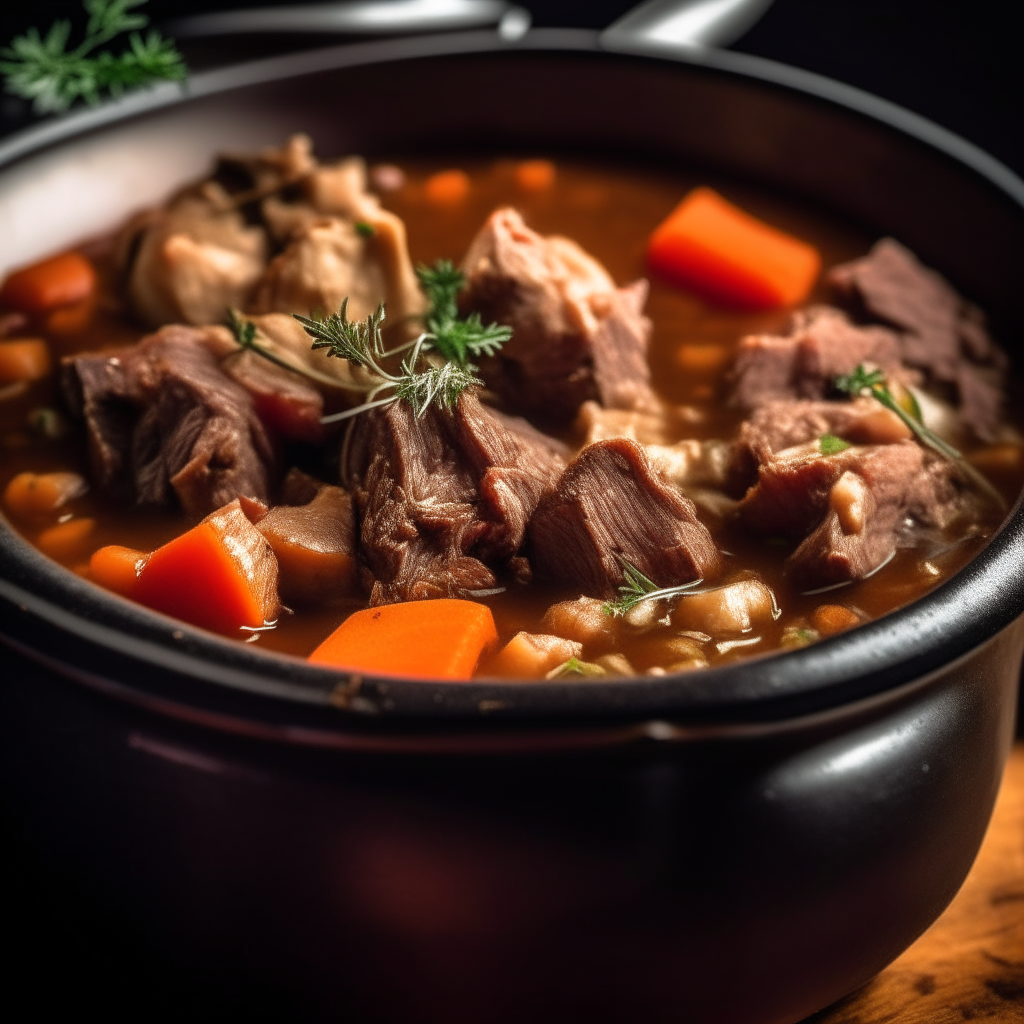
[1,18,1023,1024]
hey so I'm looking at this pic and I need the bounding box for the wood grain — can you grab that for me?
[809,744,1024,1022]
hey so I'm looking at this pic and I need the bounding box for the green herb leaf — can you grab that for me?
[546,657,606,679]
[354,220,375,238]
[819,433,851,455]
[1,0,186,114]
[393,359,482,418]
[415,259,512,367]
[296,299,387,369]
[602,556,705,618]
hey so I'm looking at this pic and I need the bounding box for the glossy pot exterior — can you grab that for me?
[2,31,1024,1024]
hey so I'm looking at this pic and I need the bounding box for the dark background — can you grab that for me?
[1,0,1022,177]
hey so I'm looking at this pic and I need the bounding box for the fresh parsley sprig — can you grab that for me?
[1,0,186,115]
[602,557,705,618]
[834,364,1004,509]
[416,259,512,366]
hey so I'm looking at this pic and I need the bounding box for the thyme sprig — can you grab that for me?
[416,260,512,366]
[229,302,482,423]
[1,0,186,115]
[602,557,705,618]
[834,364,1004,509]
[227,257,508,423]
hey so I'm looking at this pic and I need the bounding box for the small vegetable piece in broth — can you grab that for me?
[424,169,470,205]
[90,544,148,599]
[647,187,820,308]
[490,631,581,678]
[130,500,280,636]
[4,470,86,520]
[0,339,52,383]
[309,599,498,679]
[0,253,96,313]
[514,160,556,193]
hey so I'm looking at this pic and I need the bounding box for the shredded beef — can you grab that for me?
[737,441,964,588]
[61,325,274,518]
[828,238,1006,439]
[460,208,655,423]
[528,438,721,600]
[730,305,907,412]
[344,390,565,605]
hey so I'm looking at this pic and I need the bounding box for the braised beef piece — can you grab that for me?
[828,238,1007,439]
[61,325,275,518]
[728,396,908,492]
[730,305,907,412]
[344,390,565,605]
[222,350,325,445]
[460,208,656,424]
[528,438,721,600]
[737,441,964,588]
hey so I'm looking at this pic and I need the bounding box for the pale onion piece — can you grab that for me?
[595,653,635,676]
[673,579,778,636]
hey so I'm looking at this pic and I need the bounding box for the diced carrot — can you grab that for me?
[133,500,280,636]
[424,169,470,206]
[1,252,97,314]
[3,470,87,520]
[0,339,52,383]
[647,187,821,309]
[514,159,556,193]
[309,599,498,679]
[812,604,861,636]
[45,297,96,336]
[37,518,96,562]
[90,545,149,599]
[675,343,731,376]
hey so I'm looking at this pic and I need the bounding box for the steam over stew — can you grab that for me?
[2,137,1021,680]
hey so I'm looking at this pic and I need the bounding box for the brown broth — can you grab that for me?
[1,156,1021,675]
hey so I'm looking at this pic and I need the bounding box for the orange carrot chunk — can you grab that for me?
[133,500,280,636]
[90,545,149,599]
[647,187,821,309]
[309,599,498,680]
[424,169,470,206]
[37,518,96,562]
[514,159,556,193]
[1,252,97,314]
[0,339,52,383]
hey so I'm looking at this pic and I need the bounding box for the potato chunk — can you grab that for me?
[491,632,582,679]
[541,596,618,650]
[672,579,777,635]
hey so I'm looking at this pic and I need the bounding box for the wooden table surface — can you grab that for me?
[808,743,1024,1023]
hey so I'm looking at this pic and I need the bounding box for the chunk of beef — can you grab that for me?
[460,208,656,423]
[737,441,965,588]
[345,390,565,605]
[61,325,274,518]
[528,438,721,600]
[828,238,1007,439]
[117,185,268,328]
[222,350,325,445]
[251,203,425,340]
[730,305,907,412]
[255,477,358,605]
[728,396,911,492]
